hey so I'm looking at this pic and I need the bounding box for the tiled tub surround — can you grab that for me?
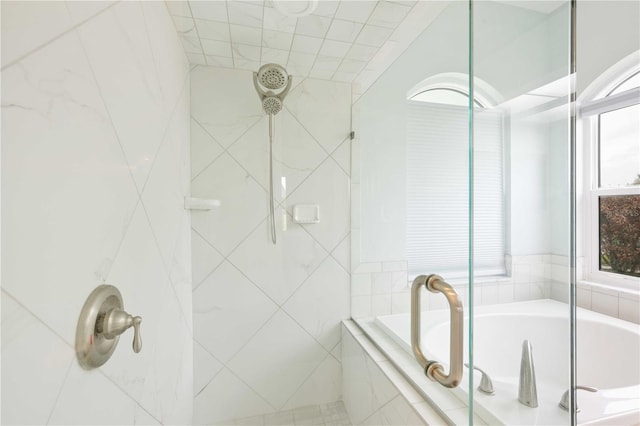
[2,1,192,425]
[351,254,640,323]
[345,319,491,426]
[350,255,552,319]
[342,320,455,426]
[190,65,352,423]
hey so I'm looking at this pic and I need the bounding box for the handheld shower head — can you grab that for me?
[262,96,282,115]
[253,65,292,246]
[253,63,292,116]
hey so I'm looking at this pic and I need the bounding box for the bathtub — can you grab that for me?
[375,299,640,425]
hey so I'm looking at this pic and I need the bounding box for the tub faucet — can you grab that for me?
[559,386,598,412]
[464,363,495,395]
[518,339,538,408]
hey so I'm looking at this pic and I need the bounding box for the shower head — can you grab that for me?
[253,63,292,116]
[257,63,289,90]
[262,96,282,115]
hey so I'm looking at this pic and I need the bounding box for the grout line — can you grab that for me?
[1,1,120,72]
[138,199,193,333]
[328,136,352,177]
[44,356,76,425]
[279,350,333,410]
[186,0,208,64]
[1,289,164,425]
[138,73,191,196]
[0,289,76,354]
[328,233,352,276]
[190,113,264,182]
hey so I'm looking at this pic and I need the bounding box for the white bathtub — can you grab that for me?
[375,299,640,425]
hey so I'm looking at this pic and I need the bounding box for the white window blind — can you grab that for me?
[406,100,505,277]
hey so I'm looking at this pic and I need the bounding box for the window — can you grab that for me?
[406,88,505,278]
[581,66,640,287]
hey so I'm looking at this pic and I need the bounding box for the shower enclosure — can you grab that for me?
[351,0,639,424]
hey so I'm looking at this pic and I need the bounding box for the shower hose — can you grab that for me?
[269,114,277,244]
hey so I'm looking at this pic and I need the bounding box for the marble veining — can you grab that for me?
[191,66,351,423]
[1,1,193,424]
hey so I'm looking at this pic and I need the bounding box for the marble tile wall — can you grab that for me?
[341,321,440,426]
[189,66,352,424]
[1,2,192,424]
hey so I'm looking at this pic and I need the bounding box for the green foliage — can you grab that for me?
[600,195,640,277]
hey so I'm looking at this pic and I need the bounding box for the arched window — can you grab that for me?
[406,81,505,278]
[580,54,640,287]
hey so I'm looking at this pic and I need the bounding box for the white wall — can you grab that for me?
[355,1,562,265]
[572,0,640,321]
[1,2,193,424]
[189,66,352,424]
[351,1,569,318]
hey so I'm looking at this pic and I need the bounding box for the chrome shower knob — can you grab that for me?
[76,285,142,369]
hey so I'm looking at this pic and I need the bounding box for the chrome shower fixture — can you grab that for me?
[253,63,292,117]
[253,64,292,245]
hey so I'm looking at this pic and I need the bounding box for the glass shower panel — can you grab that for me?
[351,1,474,424]
[470,1,573,424]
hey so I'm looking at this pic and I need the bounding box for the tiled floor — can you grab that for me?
[215,401,352,426]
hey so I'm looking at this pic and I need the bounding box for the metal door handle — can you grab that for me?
[411,274,463,388]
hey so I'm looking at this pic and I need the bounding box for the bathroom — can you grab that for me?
[1,0,638,425]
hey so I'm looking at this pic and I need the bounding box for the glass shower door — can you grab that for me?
[469,1,574,424]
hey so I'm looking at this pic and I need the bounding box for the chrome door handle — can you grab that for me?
[411,274,464,388]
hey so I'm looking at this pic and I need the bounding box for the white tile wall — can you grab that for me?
[1,1,192,424]
[350,255,553,318]
[190,66,351,423]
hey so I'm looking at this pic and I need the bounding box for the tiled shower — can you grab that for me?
[2,1,354,424]
[2,1,639,425]
[189,67,351,423]
[2,1,193,424]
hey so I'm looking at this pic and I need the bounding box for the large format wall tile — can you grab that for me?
[228,218,329,305]
[227,310,328,409]
[284,256,350,351]
[191,118,224,179]
[1,28,140,347]
[193,261,279,363]
[77,1,166,191]
[191,153,268,256]
[0,1,74,68]
[191,66,351,421]
[102,205,192,424]
[48,363,141,425]
[140,1,190,121]
[228,110,327,202]
[281,354,343,410]
[194,368,273,425]
[191,66,263,148]
[285,78,352,154]
[287,158,351,252]
[1,2,192,424]
[1,293,74,425]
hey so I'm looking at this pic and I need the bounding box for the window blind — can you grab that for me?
[406,101,505,277]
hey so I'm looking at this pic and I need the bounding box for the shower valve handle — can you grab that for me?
[101,308,142,353]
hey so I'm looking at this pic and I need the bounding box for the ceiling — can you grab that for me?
[165,0,447,98]
[165,1,564,98]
